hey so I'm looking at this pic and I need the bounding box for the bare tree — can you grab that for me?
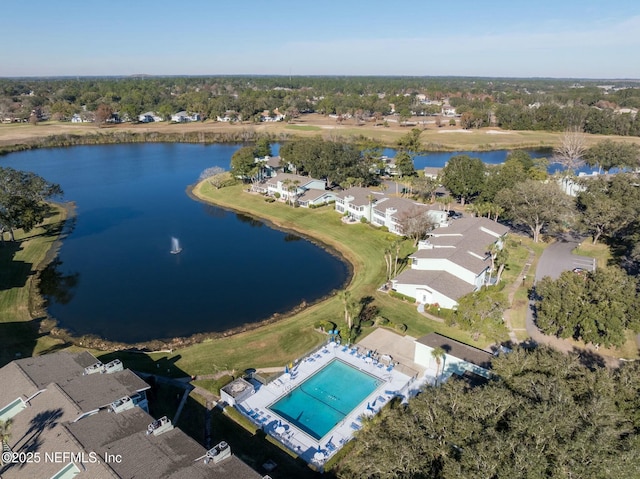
[397,207,437,246]
[553,128,587,174]
[95,103,113,127]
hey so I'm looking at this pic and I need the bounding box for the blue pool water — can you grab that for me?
[269,360,382,440]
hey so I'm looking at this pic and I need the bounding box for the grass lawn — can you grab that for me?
[0,205,69,365]
[285,125,322,131]
[573,241,612,269]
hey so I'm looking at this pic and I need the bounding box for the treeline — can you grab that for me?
[335,347,640,479]
[0,129,283,157]
[3,76,640,136]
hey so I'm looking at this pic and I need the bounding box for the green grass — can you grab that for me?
[285,125,321,131]
[0,205,69,365]
[573,241,612,269]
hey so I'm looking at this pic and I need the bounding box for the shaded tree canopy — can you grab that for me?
[495,179,573,242]
[279,138,375,187]
[534,266,640,347]
[0,167,63,241]
[583,139,640,173]
[336,347,640,479]
[440,155,485,205]
[576,173,640,244]
[229,146,257,179]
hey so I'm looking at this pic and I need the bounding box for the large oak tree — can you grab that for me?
[0,167,62,242]
[495,179,573,242]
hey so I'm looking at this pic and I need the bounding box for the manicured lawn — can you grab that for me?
[0,205,69,365]
[285,125,322,131]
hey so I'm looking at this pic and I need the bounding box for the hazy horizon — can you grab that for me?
[2,0,639,78]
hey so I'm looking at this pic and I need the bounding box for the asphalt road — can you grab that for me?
[526,235,600,355]
[534,235,596,282]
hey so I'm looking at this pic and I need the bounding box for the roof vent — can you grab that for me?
[146,416,173,436]
[204,441,231,464]
[83,362,104,375]
[102,359,123,374]
[110,396,134,414]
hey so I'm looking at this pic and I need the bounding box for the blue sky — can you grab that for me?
[2,0,639,78]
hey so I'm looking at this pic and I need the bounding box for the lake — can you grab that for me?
[1,143,349,343]
[1,143,553,343]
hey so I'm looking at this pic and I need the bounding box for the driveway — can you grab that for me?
[534,235,596,282]
[524,236,618,363]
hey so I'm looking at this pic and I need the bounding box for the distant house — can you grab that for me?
[414,332,493,382]
[216,111,240,122]
[71,113,83,123]
[441,105,457,116]
[391,217,509,308]
[423,167,442,180]
[260,108,286,122]
[171,111,201,122]
[138,111,163,122]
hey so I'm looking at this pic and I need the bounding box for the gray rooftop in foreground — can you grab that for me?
[0,352,262,479]
[416,333,493,369]
[66,407,261,479]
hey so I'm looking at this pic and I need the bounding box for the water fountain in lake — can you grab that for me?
[170,237,182,255]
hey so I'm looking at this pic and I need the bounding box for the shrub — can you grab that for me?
[265,197,276,203]
[274,192,281,199]
[360,217,368,223]
[389,290,416,303]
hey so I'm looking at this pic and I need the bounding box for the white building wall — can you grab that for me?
[394,283,458,309]
[414,343,491,379]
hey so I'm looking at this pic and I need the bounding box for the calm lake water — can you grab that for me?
[2,143,551,343]
[1,143,349,343]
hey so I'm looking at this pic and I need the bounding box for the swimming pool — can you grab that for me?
[269,359,382,440]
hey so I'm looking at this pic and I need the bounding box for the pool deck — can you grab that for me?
[237,341,421,468]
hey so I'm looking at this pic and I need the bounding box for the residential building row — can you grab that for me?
[250,165,508,309]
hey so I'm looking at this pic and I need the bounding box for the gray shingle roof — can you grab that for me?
[335,187,385,206]
[13,350,100,388]
[416,333,493,369]
[59,370,150,412]
[66,407,260,479]
[0,352,261,479]
[393,269,476,300]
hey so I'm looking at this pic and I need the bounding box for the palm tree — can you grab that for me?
[431,347,446,385]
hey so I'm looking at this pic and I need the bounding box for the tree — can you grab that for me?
[337,347,640,479]
[440,155,485,205]
[451,289,508,342]
[0,167,63,242]
[393,151,416,178]
[431,347,446,385]
[410,175,439,203]
[253,137,272,158]
[94,103,113,127]
[495,179,573,243]
[229,146,257,180]
[552,128,587,173]
[535,267,640,347]
[396,128,423,155]
[396,207,436,246]
[575,174,638,244]
[583,139,640,173]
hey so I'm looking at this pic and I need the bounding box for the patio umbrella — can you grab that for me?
[285,365,289,374]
